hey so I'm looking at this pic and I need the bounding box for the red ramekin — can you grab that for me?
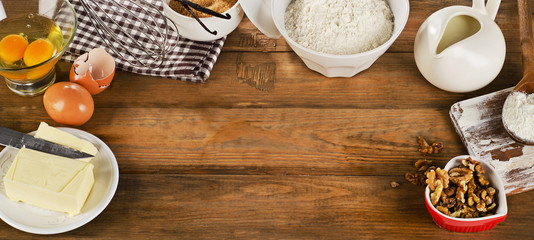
[425,155,507,232]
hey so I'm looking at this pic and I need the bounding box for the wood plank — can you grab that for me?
[0,174,532,238]
[0,1,532,237]
[450,88,534,195]
[0,51,523,110]
[0,107,468,175]
[224,17,290,52]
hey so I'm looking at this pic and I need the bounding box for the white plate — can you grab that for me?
[0,128,119,234]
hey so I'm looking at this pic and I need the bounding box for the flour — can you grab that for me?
[502,91,534,142]
[284,0,394,55]
[457,106,482,131]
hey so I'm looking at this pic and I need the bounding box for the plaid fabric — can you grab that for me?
[60,0,225,83]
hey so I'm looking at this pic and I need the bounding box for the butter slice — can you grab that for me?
[3,123,96,216]
[34,122,98,162]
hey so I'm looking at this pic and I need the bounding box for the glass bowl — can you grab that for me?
[0,0,77,97]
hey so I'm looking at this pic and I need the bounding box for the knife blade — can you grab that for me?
[0,126,94,159]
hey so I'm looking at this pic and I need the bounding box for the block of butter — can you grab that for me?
[34,122,98,162]
[3,122,97,216]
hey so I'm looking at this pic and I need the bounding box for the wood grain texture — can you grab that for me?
[0,51,523,110]
[518,0,534,74]
[450,88,534,195]
[0,107,466,175]
[0,0,533,238]
[516,0,534,93]
[1,174,534,239]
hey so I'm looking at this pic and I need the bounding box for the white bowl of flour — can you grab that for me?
[271,0,409,77]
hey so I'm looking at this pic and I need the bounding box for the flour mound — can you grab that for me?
[502,91,534,142]
[284,0,394,55]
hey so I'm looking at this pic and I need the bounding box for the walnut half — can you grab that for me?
[405,172,426,186]
[449,168,473,187]
[417,136,444,154]
[415,159,433,171]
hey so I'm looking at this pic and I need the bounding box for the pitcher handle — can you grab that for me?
[473,0,501,20]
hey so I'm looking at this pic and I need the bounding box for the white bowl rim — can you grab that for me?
[271,0,410,59]
[424,155,508,222]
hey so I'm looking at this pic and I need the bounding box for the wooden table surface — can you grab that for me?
[1,0,534,238]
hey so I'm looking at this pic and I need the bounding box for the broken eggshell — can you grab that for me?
[70,48,115,95]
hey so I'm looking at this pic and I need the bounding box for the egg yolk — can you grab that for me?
[23,38,54,67]
[0,34,28,64]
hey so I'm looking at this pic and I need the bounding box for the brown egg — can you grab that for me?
[70,48,115,95]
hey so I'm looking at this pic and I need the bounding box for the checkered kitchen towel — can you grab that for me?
[60,0,225,83]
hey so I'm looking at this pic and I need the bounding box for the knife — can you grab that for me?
[0,126,94,159]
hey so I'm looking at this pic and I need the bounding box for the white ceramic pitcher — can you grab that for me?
[414,0,505,93]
